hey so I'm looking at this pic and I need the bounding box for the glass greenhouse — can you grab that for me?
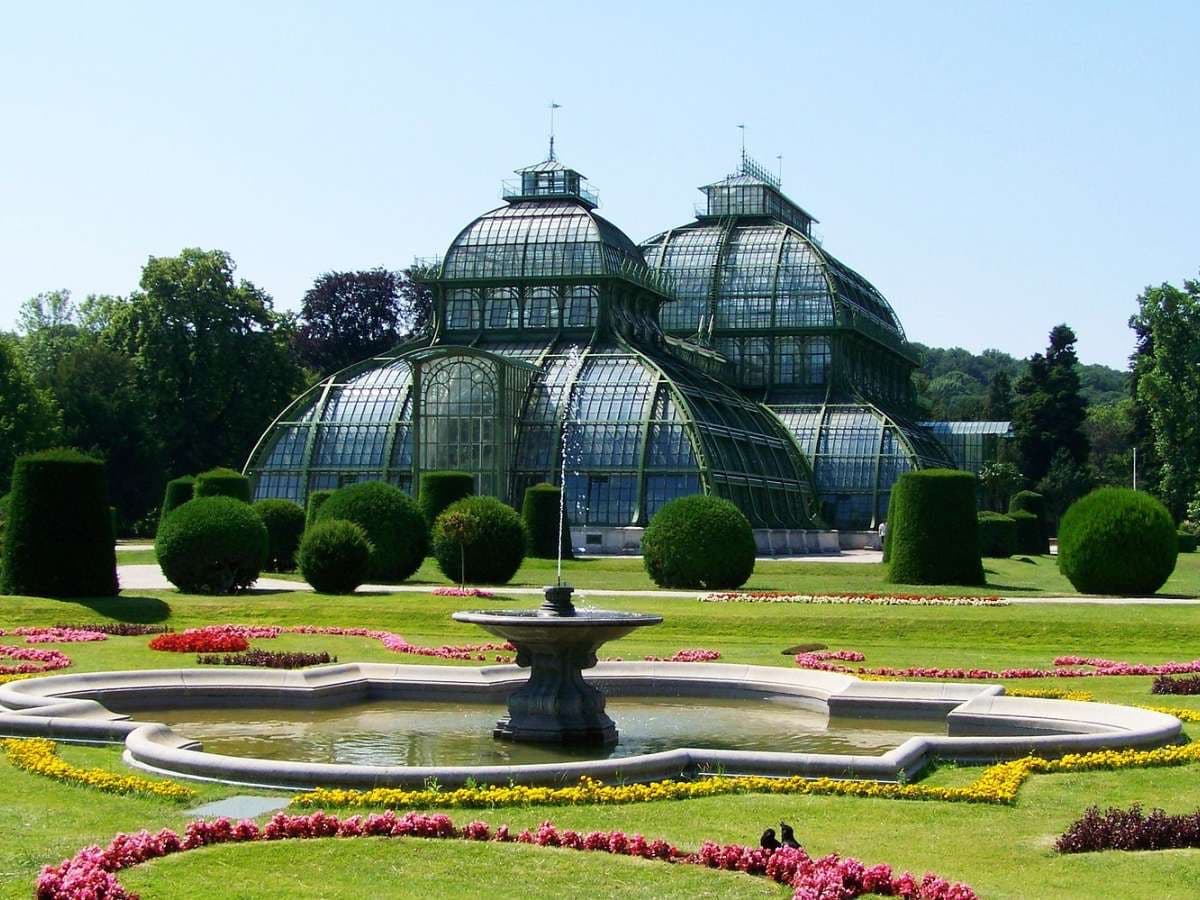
[247,151,973,533]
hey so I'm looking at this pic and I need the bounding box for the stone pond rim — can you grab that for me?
[451,584,663,746]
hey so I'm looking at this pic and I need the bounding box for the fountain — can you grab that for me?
[453,346,661,746]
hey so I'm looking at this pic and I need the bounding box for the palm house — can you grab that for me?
[246,150,966,543]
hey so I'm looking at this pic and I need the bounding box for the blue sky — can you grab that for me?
[1,1,1196,368]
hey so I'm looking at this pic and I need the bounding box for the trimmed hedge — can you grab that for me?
[418,471,474,529]
[977,511,1017,558]
[315,481,426,581]
[885,469,984,586]
[298,519,372,594]
[193,467,252,503]
[1,450,118,597]
[642,494,755,589]
[158,476,195,532]
[253,499,306,571]
[1008,510,1041,557]
[0,493,8,551]
[305,489,334,531]
[1179,531,1198,554]
[521,483,573,560]
[1008,490,1049,554]
[1058,488,1177,595]
[432,496,527,585]
[155,496,268,594]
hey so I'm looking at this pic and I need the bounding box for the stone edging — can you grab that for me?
[0,661,1182,790]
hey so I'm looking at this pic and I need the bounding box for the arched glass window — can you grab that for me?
[420,357,499,495]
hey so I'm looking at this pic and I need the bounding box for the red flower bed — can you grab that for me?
[147,629,249,653]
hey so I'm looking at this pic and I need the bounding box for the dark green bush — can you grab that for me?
[886,469,984,586]
[418,471,474,529]
[1,450,118,597]
[642,494,756,589]
[1008,510,1041,557]
[193,467,252,503]
[298,519,372,594]
[432,496,526,585]
[1058,488,1177,595]
[1178,531,1197,554]
[977,511,1017,558]
[0,493,9,551]
[305,489,334,531]
[158,476,195,532]
[253,499,306,571]
[316,481,426,581]
[521,483,573,560]
[1008,490,1049,554]
[155,496,268,594]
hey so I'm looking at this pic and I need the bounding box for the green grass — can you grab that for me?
[4,583,1200,898]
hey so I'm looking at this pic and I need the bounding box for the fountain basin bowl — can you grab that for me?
[451,609,662,648]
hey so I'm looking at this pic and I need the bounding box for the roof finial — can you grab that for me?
[737,123,745,166]
[776,153,783,187]
[548,102,561,161]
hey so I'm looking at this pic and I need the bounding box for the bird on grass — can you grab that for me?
[760,827,781,851]
[779,821,800,849]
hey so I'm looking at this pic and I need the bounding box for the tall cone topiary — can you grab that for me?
[1,449,119,597]
[886,469,985,586]
[521,483,573,560]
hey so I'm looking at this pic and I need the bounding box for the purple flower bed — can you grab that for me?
[52,624,173,637]
[195,649,337,669]
[1152,674,1200,695]
[1055,804,1200,853]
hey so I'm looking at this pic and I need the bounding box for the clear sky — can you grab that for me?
[1,1,1196,368]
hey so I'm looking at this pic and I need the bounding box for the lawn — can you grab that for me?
[3,577,1200,898]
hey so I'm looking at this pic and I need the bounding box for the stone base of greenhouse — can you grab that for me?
[569,526,857,556]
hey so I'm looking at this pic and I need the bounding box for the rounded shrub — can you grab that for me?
[1058,488,1177,595]
[298,519,372,594]
[521,483,573,560]
[1178,531,1197,554]
[315,481,426,581]
[977,511,1017,558]
[418,471,475,529]
[156,496,267,594]
[642,494,755,589]
[193,467,252,503]
[1,449,118,597]
[305,489,334,531]
[1008,490,1049,554]
[1008,510,1041,557]
[253,498,306,571]
[158,475,195,532]
[886,469,984,586]
[432,496,526,585]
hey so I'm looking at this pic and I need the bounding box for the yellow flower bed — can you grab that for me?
[0,673,36,685]
[291,741,1200,811]
[1,738,196,802]
[1143,705,1200,723]
[1004,687,1095,702]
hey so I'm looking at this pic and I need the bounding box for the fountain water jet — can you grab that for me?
[454,346,661,746]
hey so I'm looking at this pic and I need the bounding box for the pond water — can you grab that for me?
[142,696,944,767]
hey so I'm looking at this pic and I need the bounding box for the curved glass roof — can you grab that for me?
[443,202,646,281]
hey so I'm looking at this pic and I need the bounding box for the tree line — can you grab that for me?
[1,248,431,531]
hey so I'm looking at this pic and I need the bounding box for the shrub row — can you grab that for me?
[1055,804,1200,854]
[1151,674,1200,696]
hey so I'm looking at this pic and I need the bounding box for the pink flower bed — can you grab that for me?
[4,627,108,644]
[644,649,722,662]
[431,587,495,598]
[35,811,977,900]
[703,592,1007,608]
[0,645,73,676]
[794,649,1200,680]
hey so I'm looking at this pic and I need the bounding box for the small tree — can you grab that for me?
[978,462,1023,511]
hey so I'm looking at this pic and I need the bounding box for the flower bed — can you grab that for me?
[148,629,250,653]
[702,592,1007,607]
[195,649,338,669]
[0,627,107,644]
[34,810,977,900]
[3,738,195,802]
[644,649,721,662]
[1055,803,1200,854]
[53,623,172,637]
[1152,674,1200,695]
[291,742,1200,811]
[793,649,1200,680]
[431,587,495,598]
[0,644,73,676]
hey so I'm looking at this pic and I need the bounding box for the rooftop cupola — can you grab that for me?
[699,154,817,236]
[503,158,599,209]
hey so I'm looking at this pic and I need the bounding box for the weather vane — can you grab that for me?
[548,102,562,161]
[737,123,746,164]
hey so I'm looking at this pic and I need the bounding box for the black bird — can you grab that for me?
[760,827,781,851]
[779,821,800,849]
